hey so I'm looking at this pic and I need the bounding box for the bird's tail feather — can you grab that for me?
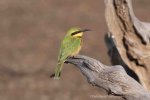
[53,62,64,79]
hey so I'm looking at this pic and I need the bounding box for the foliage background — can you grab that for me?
[0,0,150,100]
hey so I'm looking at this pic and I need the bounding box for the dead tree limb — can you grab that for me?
[66,55,150,100]
[104,0,150,90]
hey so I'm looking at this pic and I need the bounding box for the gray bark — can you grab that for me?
[66,55,150,100]
[104,0,150,90]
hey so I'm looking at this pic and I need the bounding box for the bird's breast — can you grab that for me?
[70,45,81,56]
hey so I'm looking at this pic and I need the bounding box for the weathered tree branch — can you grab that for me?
[104,0,150,90]
[66,55,150,100]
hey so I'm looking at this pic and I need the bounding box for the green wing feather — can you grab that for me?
[54,36,81,79]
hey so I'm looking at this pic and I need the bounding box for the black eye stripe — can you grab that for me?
[71,30,83,36]
[71,29,91,36]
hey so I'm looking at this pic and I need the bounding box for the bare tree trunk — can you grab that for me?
[104,0,150,90]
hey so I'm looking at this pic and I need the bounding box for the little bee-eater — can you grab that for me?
[51,27,90,79]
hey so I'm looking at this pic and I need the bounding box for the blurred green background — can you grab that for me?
[0,0,150,100]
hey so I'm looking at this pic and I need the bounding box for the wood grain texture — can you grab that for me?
[104,0,150,90]
[66,55,150,100]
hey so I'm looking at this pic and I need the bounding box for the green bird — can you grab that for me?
[51,27,90,79]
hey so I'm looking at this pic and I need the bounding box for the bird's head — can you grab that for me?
[67,27,90,38]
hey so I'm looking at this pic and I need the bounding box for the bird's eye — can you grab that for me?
[71,29,91,36]
[71,31,82,36]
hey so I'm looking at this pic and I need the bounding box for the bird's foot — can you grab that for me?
[65,56,74,64]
